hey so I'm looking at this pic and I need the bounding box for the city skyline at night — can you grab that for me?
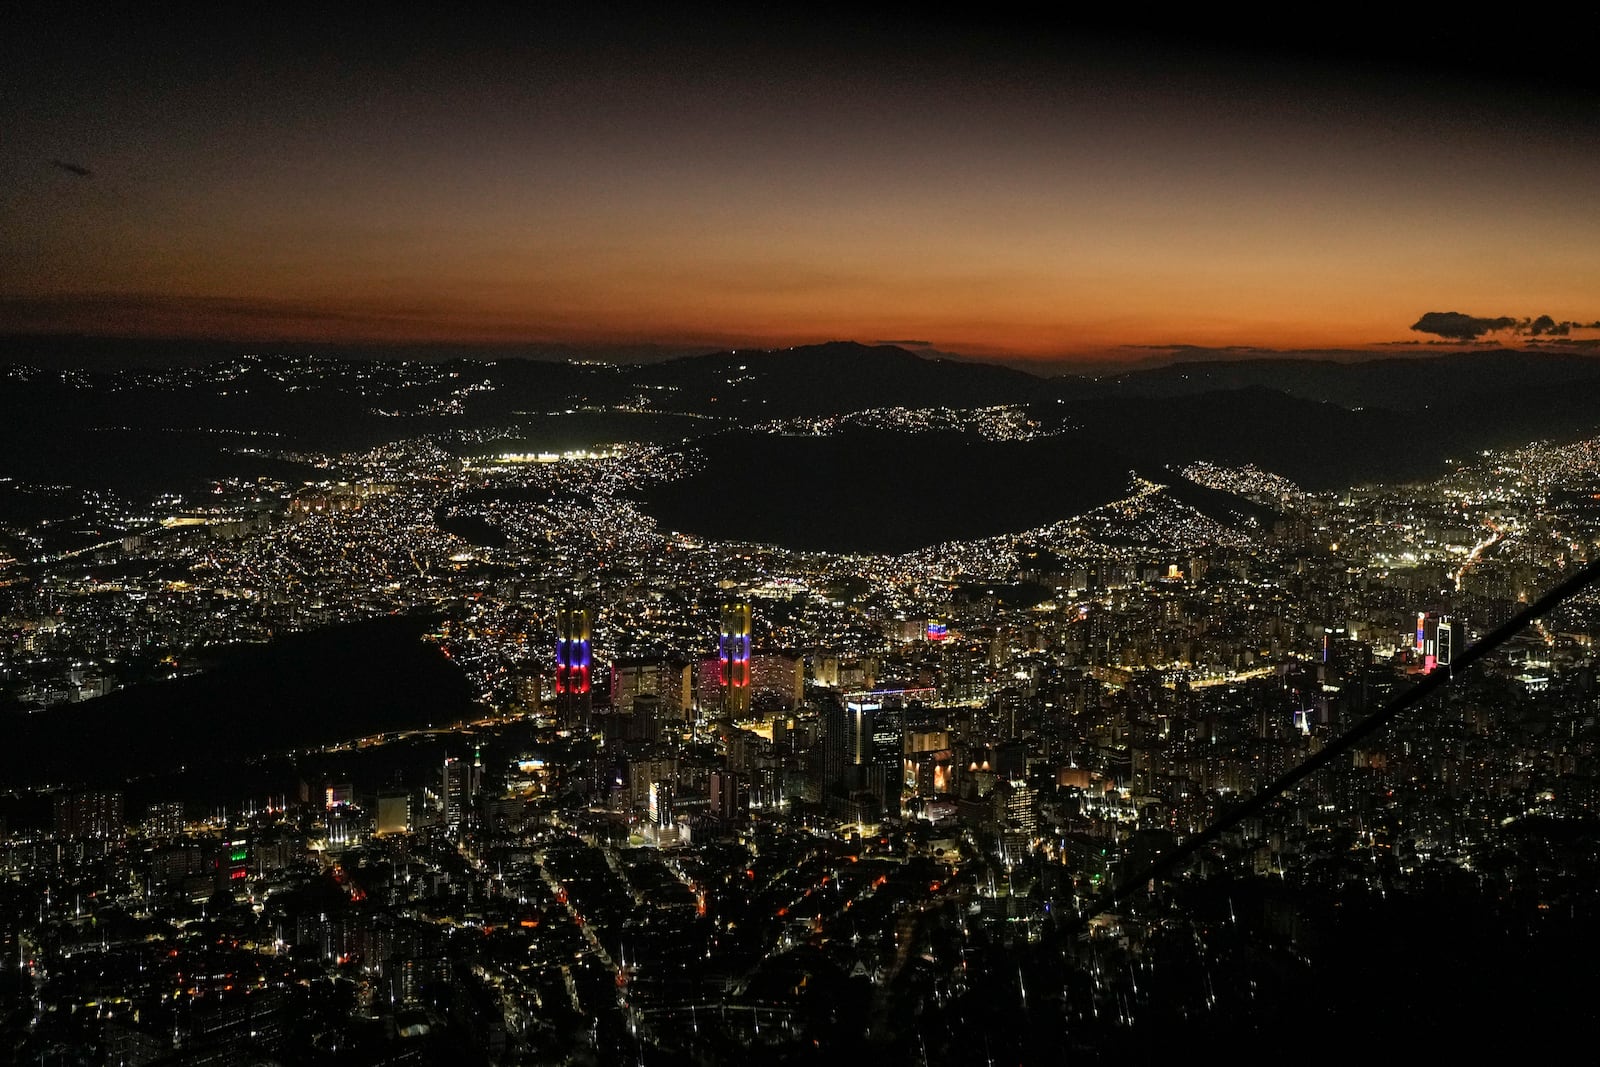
[7,10,1600,1066]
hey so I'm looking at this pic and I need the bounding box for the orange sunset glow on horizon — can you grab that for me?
[5,11,1599,364]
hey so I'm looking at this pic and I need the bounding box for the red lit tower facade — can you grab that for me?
[719,602,752,716]
[556,606,593,731]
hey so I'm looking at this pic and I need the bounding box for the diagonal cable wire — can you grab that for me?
[1082,556,1600,918]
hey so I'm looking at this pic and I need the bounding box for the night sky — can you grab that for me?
[5,9,1598,362]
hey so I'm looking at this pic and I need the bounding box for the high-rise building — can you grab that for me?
[700,651,803,711]
[709,770,749,821]
[555,605,593,731]
[142,800,185,837]
[220,836,250,884]
[441,752,481,832]
[994,778,1039,835]
[822,693,887,814]
[376,792,411,835]
[1415,612,1458,674]
[53,790,123,840]
[612,659,693,718]
[627,757,678,815]
[824,689,933,815]
[511,671,543,715]
[718,602,752,717]
[648,779,675,826]
[750,653,804,708]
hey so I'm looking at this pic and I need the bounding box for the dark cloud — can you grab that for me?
[1525,315,1567,336]
[1411,311,1599,341]
[1410,311,1517,341]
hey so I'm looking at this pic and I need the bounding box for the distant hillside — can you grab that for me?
[625,341,1048,417]
[635,375,1600,552]
[1085,348,1600,411]
[7,340,1600,535]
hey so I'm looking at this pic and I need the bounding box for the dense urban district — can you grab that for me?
[4,343,1600,1063]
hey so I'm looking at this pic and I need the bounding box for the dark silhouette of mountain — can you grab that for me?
[8,341,1600,545]
[640,427,1145,553]
[1087,348,1600,411]
[1066,387,1430,488]
[1074,377,1600,488]
[636,375,1600,551]
[0,333,712,369]
[626,341,1049,417]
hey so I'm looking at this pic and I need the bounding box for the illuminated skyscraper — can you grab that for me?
[1415,612,1457,674]
[442,753,480,832]
[821,692,892,818]
[718,602,752,716]
[555,605,593,731]
[53,790,123,840]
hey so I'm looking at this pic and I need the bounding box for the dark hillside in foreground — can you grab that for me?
[1,614,478,789]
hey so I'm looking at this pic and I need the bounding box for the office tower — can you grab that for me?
[325,808,362,851]
[143,800,185,837]
[749,653,804,708]
[648,780,675,827]
[719,602,752,716]
[53,790,124,840]
[220,836,250,883]
[822,692,898,815]
[1415,612,1458,674]
[441,753,480,832]
[628,692,664,743]
[627,757,679,815]
[709,770,749,821]
[376,792,411,835]
[555,605,593,731]
[994,778,1039,834]
[612,659,693,718]
[511,671,542,715]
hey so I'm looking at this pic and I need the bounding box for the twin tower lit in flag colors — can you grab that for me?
[719,602,752,716]
[555,606,592,730]
[553,602,755,725]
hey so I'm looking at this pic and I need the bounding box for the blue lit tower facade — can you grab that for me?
[555,606,593,731]
[719,602,752,716]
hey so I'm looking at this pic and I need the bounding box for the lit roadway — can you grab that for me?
[316,708,519,754]
[1454,519,1509,591]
